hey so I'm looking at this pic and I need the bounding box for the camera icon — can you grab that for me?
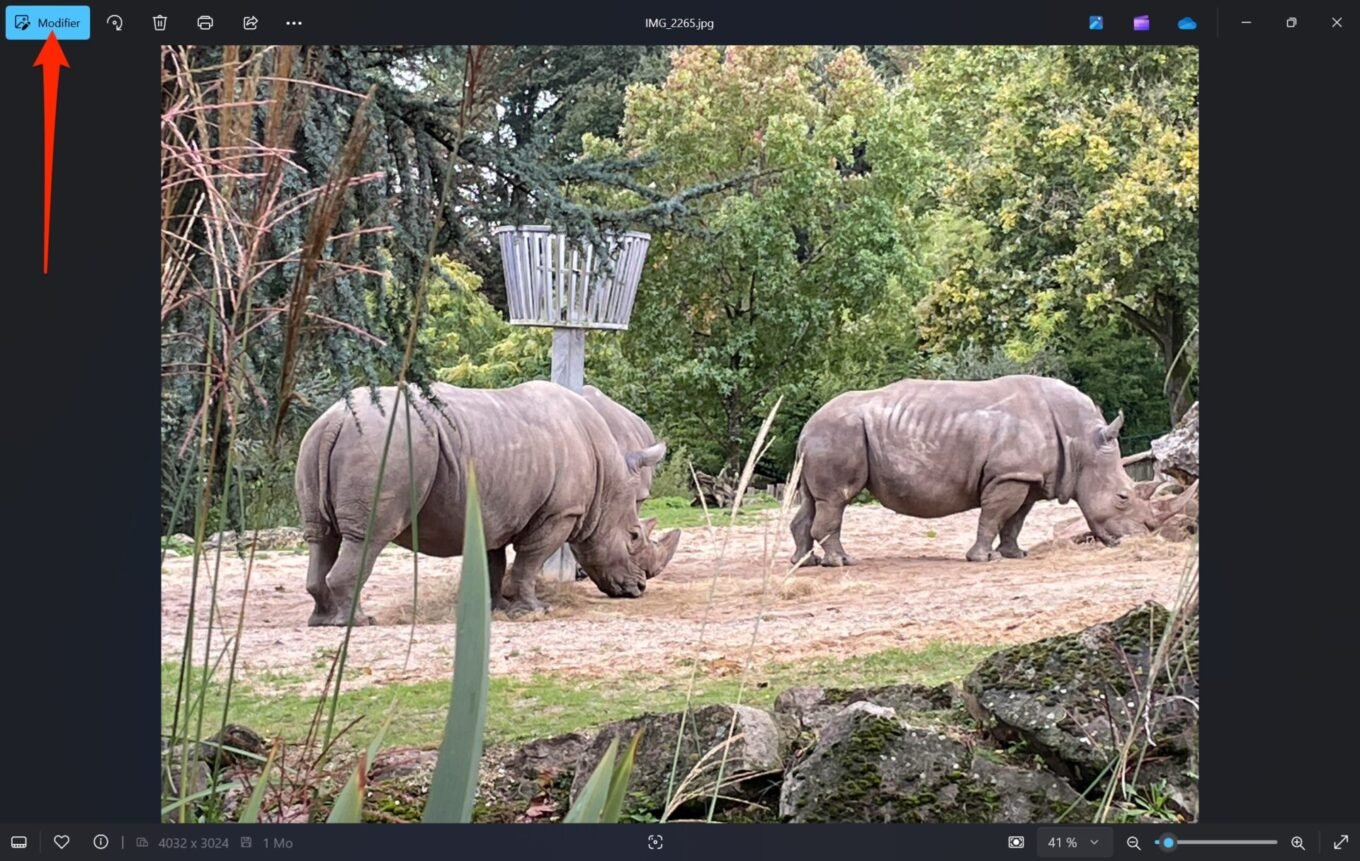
[1007,835,1026,849]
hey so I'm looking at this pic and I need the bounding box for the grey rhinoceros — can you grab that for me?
[791,375,1170,566]
[576,385,680,580]
[295,381,681,625]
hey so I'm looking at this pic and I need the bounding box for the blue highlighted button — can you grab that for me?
[6,5,90,40]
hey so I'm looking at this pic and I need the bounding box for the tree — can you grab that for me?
[586,46,928,471]
[911,46,1199,421]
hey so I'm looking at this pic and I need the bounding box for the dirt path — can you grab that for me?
[161,502,1193,694]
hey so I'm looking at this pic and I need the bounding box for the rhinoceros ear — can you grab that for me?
[626,441,667,473]
[1099,411,1125,446]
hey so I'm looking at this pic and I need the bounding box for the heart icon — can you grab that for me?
[54,834,71,849]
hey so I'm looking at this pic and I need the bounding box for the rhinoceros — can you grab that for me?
[295,381,681,625]
[790,375,1172,566]
[576,385,680,580]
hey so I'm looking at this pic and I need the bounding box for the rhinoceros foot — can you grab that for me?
[495,596,552,620]
[997,544,1028,559]
[307,609,376,627]
[965,547,1002,562]
[820,551,858,567]
[794,552,821,568]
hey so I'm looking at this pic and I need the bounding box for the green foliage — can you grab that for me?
[418,256,551,388]
[586,46,930,472]
[910,46,1199,421]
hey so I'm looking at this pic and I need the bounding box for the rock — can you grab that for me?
[572,704,792,816]
[1152,402,1199,484]
[779,702,1089,823]
[203,527,306,552]
[962,602,1198,802]
[365,733,591,823]
[478,732,592,823]
[774,682,962,735]
[199,724,268,771]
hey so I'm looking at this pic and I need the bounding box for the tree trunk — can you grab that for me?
[1162,298,1194,423]
[723,384,743,472]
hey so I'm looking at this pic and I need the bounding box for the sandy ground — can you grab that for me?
[161,502,1194,693]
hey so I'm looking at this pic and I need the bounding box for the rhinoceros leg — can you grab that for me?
[789,494,821,567]
[305,533,341,625]
[311,537,382,626]
[966,480,1032,562]
[487,547,511,612]
[811,498,858,567]
[501,525,573,617]
[997,493,1039,559]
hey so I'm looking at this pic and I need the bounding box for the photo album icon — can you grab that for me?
[1133,14,1151,31]
[1089,16,1104,30]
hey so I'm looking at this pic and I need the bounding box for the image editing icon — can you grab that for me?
[1089,15,1104,30]
[14,13,31,30]
[1177,17,1197,30]
[1133,14,1151,31]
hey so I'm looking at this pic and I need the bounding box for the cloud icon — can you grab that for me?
[1177,16,1198,30]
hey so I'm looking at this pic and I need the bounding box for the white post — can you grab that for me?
[547,328,587,580]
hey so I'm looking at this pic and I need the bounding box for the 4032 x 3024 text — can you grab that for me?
[643,17,715,30]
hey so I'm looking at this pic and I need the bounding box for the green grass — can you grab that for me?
[163,641,994,751]
[640,494,782,529]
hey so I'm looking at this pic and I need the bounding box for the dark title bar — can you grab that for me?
[34,2,1221,44]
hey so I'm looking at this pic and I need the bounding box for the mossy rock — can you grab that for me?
[780,702,1090,823]
[774,682,963,735]
[963,602,1198,800]
[572,704,793,817]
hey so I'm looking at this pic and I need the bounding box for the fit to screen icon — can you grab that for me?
[1007,835,1025,849]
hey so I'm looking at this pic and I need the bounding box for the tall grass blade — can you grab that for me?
[601,730,644,823]
[237,740,280,824]
[325,751,368,823]
[563,737,619,824]
[422,464,491,823]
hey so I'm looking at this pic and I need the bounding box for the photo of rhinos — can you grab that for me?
[162,43,1199,825]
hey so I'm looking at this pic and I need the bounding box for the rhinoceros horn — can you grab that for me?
[646,529,681,579]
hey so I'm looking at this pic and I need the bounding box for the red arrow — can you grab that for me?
[34,32,69,275]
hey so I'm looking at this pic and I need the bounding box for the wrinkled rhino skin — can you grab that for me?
[295,381,680,625]
[791,375,1156,566]
[576,385,680,581]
